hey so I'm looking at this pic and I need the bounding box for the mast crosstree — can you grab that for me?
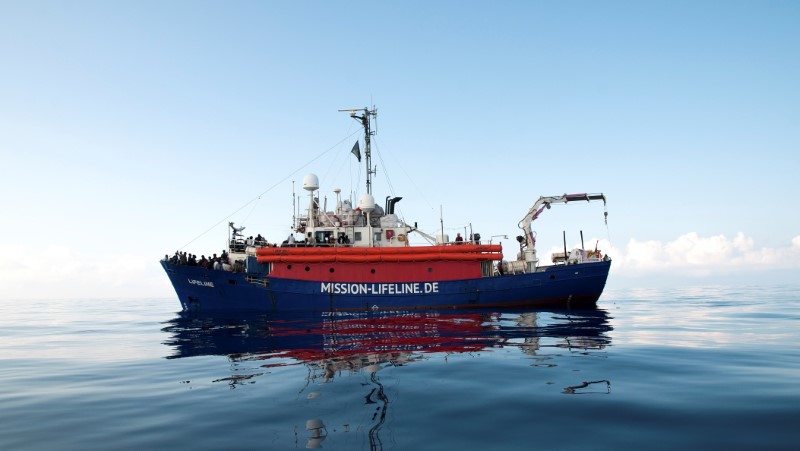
[339,107,377,195]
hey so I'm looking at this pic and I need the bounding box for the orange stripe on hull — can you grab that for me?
[256,243,502,257]
[256,252,502,264]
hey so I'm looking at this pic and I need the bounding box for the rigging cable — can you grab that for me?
[370,137,437,230]
[178,128,362,251]
[371,140,396,195]
[239,194,261,225]
[374,138,436,213]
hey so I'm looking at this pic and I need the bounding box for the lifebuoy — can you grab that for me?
[397,234,406,242]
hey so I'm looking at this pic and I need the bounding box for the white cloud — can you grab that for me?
[0,245,170,300]
[544,232,800,281]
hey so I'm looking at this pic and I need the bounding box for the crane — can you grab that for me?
[517,193,607,269]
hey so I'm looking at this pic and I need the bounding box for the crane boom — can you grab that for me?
[403,222,439,245]
[518,193,607,250]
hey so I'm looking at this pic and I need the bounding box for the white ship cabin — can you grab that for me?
[294,173,412,249]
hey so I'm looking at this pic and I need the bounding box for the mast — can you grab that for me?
[339,107,377,194]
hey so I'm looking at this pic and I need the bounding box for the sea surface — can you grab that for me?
[1,285,798,450]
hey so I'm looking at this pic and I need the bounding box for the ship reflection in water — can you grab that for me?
[162,308,612,448]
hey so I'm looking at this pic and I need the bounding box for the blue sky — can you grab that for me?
[1,1,798,299]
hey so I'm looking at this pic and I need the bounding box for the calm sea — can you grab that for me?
[1,285,798,450]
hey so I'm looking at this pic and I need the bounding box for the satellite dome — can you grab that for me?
[303,174,319,191]
[358,194,375,212]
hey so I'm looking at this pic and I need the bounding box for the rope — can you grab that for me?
[240,195,260,224]
[178,129,362,251]
[373,138,436,212]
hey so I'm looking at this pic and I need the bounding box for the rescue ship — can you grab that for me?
[161,107,611,311]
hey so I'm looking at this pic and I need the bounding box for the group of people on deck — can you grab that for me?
[454,232,481,244]
[230,233,271,252]
[165,249,238,271]
[166,231,278,271]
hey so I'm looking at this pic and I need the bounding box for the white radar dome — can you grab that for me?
[358,194,375,212]
[303,174,319,191]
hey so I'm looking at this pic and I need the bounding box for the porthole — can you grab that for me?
[305,266,311,272]
[329,268,335,273]
[428,268,433,272]
[371,269,376,274]
[549,275,556,280]
[287,264,292,270]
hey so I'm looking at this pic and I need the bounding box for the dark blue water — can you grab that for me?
[2,286,798,450]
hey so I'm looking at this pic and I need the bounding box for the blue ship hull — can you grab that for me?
[161,260,611,311]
